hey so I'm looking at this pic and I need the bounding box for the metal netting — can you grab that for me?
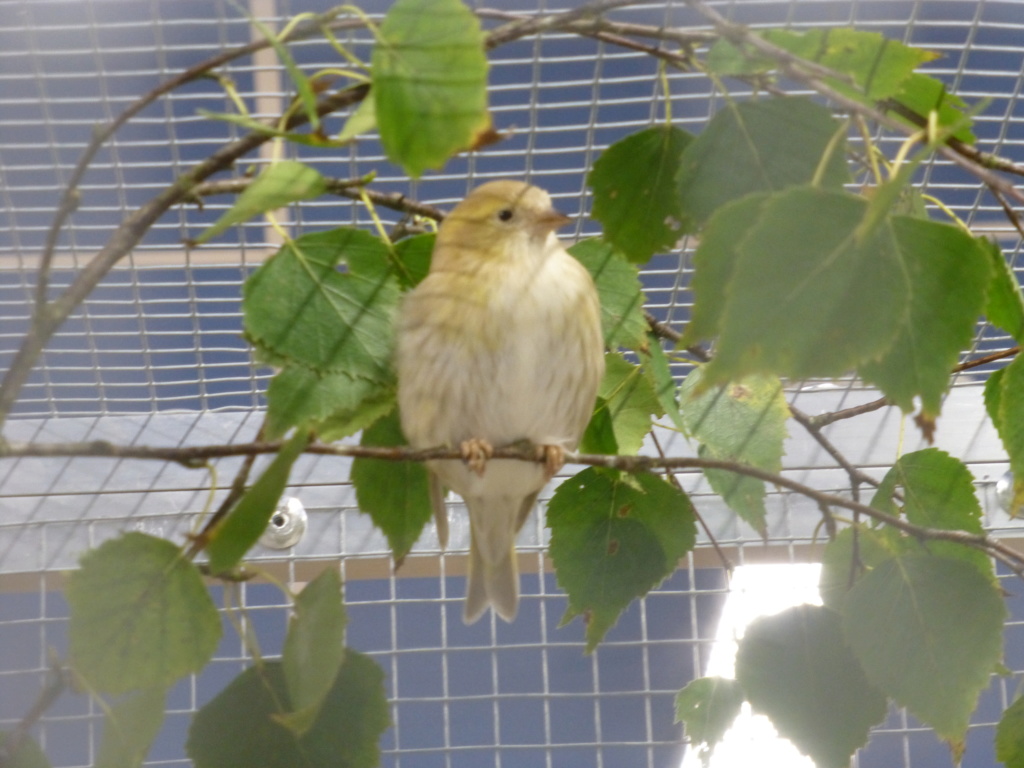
[2,1,1024,767]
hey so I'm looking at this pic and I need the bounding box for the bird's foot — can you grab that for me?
[536,444,566,480]
[460,438,494,476]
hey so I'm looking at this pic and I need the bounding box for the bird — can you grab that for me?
[395,180,605,624]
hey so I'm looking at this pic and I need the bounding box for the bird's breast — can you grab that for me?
[396,248,602,455]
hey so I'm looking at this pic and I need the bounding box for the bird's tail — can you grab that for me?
[463,493,538,624]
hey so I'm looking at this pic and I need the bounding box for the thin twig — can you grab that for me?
[683,0,1024,209]
[190,176,448,222]
[484,0,651,49]
[0,85,368,426]
[812,346,1020,428]
[33,11,372,310]
[644,311,711,362]
[184,420,269,560]
[881,99,1024,179]
[989,184,1024,240]
[789,405,880,497]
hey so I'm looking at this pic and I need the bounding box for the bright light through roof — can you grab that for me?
[681,563,823,768]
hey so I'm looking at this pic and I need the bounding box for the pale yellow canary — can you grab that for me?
[396,180,605,623]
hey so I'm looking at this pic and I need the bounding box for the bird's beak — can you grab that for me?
[536,208,572,231]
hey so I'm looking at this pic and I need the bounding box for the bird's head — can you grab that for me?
[432,180,572,268]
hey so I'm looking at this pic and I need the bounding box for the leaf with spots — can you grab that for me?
[679,367,788,536]
[548,467,697,651]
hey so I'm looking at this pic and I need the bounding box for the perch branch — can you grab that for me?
[2,438,1021,574]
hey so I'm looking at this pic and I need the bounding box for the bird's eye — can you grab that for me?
[497,208,514,222]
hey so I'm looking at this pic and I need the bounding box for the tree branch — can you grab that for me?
[190,176,448,222]
[811,346,1020,428]
[2,437,1019,573]
[683,0,1024,209]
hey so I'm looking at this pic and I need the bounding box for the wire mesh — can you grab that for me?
[2,1,1024,767]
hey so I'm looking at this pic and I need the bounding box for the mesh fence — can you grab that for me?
[2,1,1024,766]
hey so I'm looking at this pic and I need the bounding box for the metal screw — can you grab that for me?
[260,497,308,549]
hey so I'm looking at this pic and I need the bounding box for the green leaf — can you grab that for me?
[642,333,686,433]
[265,366,383,440]
[372,0,489,177]
[337,95,376,143]
[244,8,320,132]
[198,110,344,148]
[842,553,1006,740]
[702,187,908,383]
[818,526,906,612]
[679,367,788,536]
[680,193,770,346]
[351,409,433,564]
[983,238,1024,343]
[705,38,774,77]
[579,395,619,455]
[186,654,389,768]
[569,238,648,350]
[857,217,990,421]
[0,732,51,768]
[676,97,849,227]
[593,353,662,455]
[996,695,1024,767]
[548,467,697,651]
[875,448,992,576]
[674,677,744,762]
[763,28,936,101]
[891,73,976,144]
[996,355,1024,515]
[393,233,436,289]
[317,386,396,443]
[280,568,347,735]
[195,161,327,244]
[243,228,401,379]
[588,125,694,262]
[736,605,887,768]
[985,366,1006,438]
[206,430,309,574]
[67,533,221,694]
[95,687,167,768]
